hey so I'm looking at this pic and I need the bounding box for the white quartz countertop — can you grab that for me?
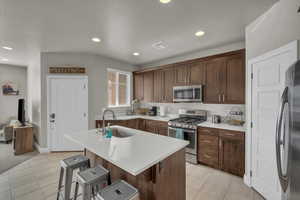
[98,114,246,132]
[65,126,189,176]
[198,122,246,132]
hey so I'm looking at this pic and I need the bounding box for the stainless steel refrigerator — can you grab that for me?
[276,60,300,200]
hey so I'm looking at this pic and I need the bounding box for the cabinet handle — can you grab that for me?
[225,133,235,137]
[202,140,212,144]
[218,94,221,102]
[222,94,225,102]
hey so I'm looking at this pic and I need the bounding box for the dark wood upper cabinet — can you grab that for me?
[174,64,189,85]
[153,67,174,103]
[162,67,175,103]
[204,50,245,104]
[204,58,226,104]
[134,73,144,101]
[189,61,206,85]
[223,53,245,104]
[134,49,245,104]
[153,70,164,103]
[143,71,154,102]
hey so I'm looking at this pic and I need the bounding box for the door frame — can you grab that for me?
[245,40,299,187]
[47,75,88,151]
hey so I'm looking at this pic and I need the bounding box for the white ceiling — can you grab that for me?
[0,0,277,66]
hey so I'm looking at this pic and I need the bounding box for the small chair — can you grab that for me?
[57,155,90,200]
[74,165,110,200]
[0,124,13,143]
[97,180,139,200]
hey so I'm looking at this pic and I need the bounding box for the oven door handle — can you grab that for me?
[168,127,196,133]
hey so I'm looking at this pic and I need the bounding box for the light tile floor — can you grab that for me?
[0,152,264,200]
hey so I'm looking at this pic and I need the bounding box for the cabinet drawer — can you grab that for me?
[219,130,244,140]
[198,127,219,136]
[199,135,218,146]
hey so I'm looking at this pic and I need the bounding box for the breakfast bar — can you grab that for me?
[65,126,189,200]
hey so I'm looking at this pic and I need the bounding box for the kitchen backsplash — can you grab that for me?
[140,102,245,119]
[95,103,245,122]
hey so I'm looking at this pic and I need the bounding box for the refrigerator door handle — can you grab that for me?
[275,87,289,192]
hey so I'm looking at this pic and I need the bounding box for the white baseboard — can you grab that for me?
[34,142,50,153]
[243,174,251,187]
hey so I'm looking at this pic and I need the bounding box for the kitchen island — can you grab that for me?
[65,126,189,200]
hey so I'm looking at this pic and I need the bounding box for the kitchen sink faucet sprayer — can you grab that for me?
[102,108,116,136]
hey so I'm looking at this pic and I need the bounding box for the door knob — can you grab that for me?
[50,113,55,119]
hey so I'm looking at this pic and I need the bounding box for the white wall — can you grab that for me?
[246,0,300,60]
[27,52,42,145]
[0,64,27,124]
[40,53,138,148]
[244,0,300,186]
[142,41,245,68]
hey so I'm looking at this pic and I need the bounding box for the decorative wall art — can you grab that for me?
[49,65,86,74]
[2,81,19,95]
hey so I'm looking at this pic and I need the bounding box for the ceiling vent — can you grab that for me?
[152,41,167,50]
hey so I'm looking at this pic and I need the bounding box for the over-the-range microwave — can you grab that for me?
[173,85,203,102]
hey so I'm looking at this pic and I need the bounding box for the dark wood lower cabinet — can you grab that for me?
[85,148,186,200]
[197,127,245,177]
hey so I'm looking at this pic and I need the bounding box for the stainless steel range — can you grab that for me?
[168,110,207,164]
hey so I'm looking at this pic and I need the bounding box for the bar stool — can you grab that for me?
[57,155,90,200]
[97,180,139,200]
[74,165,110,200]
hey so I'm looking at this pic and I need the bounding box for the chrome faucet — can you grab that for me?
[102,108,116,135]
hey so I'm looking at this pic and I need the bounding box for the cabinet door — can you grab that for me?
[137,119,146,131]
[174,64,189,85]
[153,70,164,102]
[134,73,144,101]
[156,121,168,136]
[198,128,219,168]
[189,61,206,85]
[162,67,175,103]
[144,120,158,134]
[143,72,154,102]
[223,52,245,104]
[219,130,245,177]
[204,58,225,103]
[126,119,138,129]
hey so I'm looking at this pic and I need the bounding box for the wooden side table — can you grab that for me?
[13,125,34,155]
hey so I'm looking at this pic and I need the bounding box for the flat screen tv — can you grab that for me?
[18,99,25,126]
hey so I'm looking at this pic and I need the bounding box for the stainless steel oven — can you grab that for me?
[168,127,197,164]
[173,85,202,102]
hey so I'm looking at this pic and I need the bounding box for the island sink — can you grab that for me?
[111,126,135,138]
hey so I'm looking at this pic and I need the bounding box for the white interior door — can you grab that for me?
[48,76,88,151]
[250,42,298,200]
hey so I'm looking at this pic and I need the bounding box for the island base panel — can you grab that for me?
[85,149,186,200]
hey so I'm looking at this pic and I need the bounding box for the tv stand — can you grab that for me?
[13,124,34,155]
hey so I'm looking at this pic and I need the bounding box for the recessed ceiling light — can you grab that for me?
[1,58,8,61]
[160,0,171,4]
[195,30,205,37]
[133,52,140,56]
[2,46,13,50]
[91,37,101,43]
